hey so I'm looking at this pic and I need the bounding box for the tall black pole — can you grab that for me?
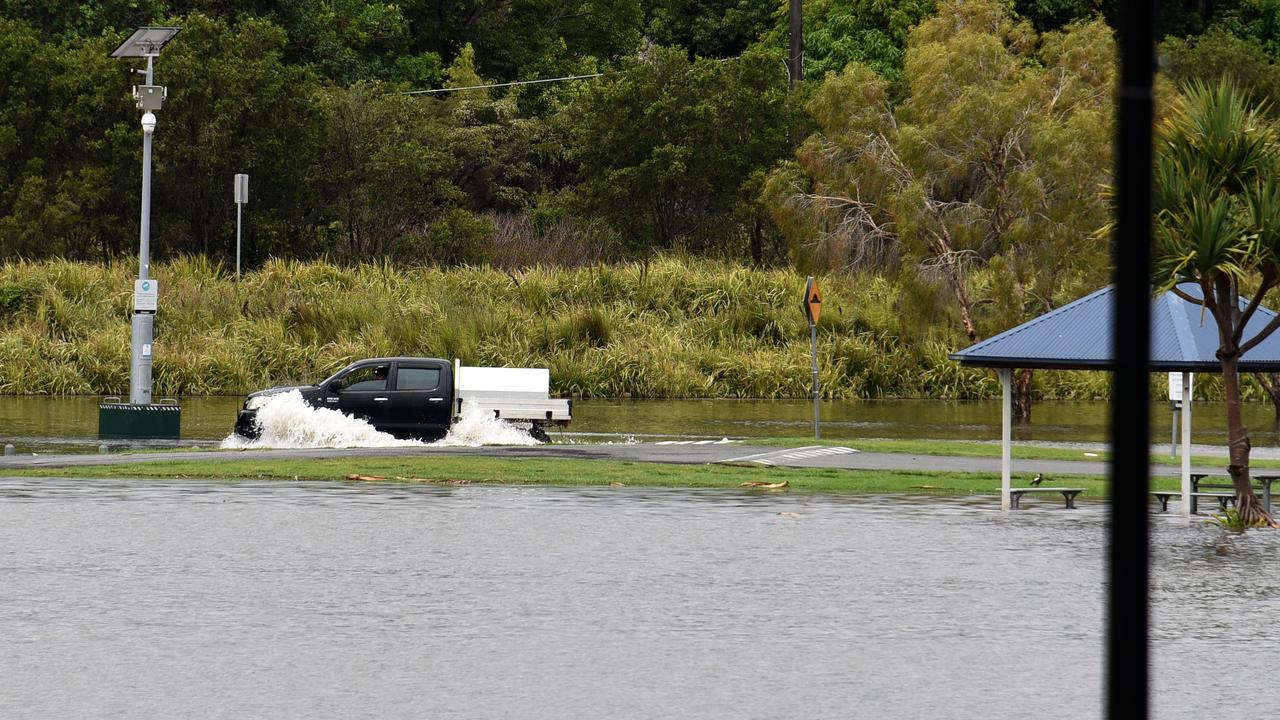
[1109,3,1153,719]
[788,0,802,90]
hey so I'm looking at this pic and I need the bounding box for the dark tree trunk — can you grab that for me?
[1221,354,1273,524]
[1012,367,1033,424]
[750,217,763,266]
[1253,372,1280,423]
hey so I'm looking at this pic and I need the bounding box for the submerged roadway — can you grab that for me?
[0,440,1226,478]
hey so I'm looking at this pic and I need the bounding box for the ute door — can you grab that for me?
[329,362,394,429]
[388,360,451,440]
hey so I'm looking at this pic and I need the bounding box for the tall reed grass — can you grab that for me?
[0,256,1251,401]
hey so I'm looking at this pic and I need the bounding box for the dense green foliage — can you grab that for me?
[6,0,1280,401]
[0,256,1023,398]
[6,255,1270,403]
[2,0,1266,271]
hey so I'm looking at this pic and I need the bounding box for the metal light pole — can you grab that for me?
[131,84,157,405]
[115,28,180,405]
[100,27,182,439]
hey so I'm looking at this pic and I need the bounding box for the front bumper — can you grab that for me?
[234,409,260,438]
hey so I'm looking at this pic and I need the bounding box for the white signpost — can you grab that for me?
[234,173,248,278]
[1167,372,1192,454]
[1169,372,1193,516]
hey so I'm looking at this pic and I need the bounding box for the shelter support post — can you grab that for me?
[1000,368,1012,511]
[1181,373,1192,517]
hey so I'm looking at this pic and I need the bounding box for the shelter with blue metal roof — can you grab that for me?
[949,283,1280,513]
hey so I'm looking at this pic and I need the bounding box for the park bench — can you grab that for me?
[1008,487,1085,509]
[1189,474,1275,515]
[1150,491,1236,513]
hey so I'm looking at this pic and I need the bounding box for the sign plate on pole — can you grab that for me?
[134,279,158,312]
[804,276,821,439]
[234,173,249,204]
[804,276,822,326]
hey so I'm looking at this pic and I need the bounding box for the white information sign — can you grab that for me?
[134,278,158,312]
[1168,372,1191,402]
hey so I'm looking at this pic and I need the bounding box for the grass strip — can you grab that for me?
[746,436,1280,469]
[2,454,1136,496]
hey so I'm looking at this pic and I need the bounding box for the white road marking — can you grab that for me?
[720,446,859,466]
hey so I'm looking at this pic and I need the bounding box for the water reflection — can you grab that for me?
[5,395,1280,454]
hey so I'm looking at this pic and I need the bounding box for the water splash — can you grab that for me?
[220,391,537,449]
[432,402,540,447]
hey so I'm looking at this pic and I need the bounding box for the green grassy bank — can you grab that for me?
[0,256,1104,399]
[4,450,1211,500]
[10,454,1109,496]
[0,256,1262,403]
[4,453,1209,511]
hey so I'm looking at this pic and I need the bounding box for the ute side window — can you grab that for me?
[397,367,441,391]
[339,365,388,391]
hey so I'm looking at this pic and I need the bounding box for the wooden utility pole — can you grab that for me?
[788,0,802,90]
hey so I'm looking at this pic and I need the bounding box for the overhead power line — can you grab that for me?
[398,52,768,97]
[401,71,606,95]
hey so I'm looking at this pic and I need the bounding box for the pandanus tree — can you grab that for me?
[1154,80,1280,527]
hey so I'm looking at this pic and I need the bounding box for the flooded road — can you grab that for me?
[5,395,1280,454]
[1,478,1275,719]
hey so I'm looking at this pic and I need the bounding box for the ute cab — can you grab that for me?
[234,357,454,441]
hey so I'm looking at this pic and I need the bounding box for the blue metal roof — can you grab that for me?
[949,283,1280,371]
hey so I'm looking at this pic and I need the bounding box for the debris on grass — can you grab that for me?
[738,480,788,489]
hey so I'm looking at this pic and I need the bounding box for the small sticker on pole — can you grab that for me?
[803,276,822,326]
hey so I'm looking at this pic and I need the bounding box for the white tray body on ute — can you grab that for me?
[453,362,572,423]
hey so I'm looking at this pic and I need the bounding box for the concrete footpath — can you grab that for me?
[0,441,1224,478]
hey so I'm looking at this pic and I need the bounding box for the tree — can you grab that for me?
[0,0,167,38]
[1154,79,1280,527]
[765,0,1115,418]
[399,0,643,84]
[0,19,137,261]
[1160,26,1280,115]
[791,0,935,89]
[436,44,561,213]
[1162,26,1280,419]
[267,0,443,86]
[313,82,461,260]
[645,0,777,59]
[149,13,326,263]
[569,44,790,261]
[1012,0,1102,32]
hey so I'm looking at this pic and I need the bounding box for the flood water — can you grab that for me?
[5,395,1280,454]
[1,478,1274,719]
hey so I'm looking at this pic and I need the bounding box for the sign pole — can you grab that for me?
[803,276,822,439]
[811,320,819,439]
[234,173,248,279]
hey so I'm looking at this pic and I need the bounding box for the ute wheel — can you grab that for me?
[529,422,550,443]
